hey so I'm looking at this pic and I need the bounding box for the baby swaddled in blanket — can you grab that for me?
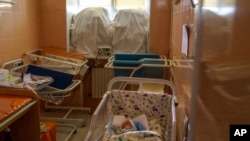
[104,114,164,141]
[101,90,173,141]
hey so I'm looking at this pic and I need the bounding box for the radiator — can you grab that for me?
[91,68,114,98]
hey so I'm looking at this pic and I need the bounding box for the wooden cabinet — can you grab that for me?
[0,88,40,141]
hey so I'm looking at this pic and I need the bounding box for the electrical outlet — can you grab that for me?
[14,60,23,67]
[1,59,24,70]
[11,61,22,68]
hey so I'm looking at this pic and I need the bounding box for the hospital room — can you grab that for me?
[0,0,249,141]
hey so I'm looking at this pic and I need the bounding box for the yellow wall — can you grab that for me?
[149,0,171,55]
[0,0,40,65]
[0,0,67,65]
[39,0,66,49]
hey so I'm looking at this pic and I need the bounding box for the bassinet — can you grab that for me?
[85,77,176,141]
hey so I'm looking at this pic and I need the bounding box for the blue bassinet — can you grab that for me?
[108,53,168,78]
[26,64,73,90]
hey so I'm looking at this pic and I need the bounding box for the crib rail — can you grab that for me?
[105,55,172,71]
[107,77,174,93]
[85,93,110,141]
[25,49,88,75]
[107,77,178,105]
[10,64,81,104]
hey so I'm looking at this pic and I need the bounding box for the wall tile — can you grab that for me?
[0,0,40,65]
[149,0,171,55]
[40,1,67,49]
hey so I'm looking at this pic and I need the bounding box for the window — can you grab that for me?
[115,0,146,11]
[77,0,150,19]
[0,0,14,3]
